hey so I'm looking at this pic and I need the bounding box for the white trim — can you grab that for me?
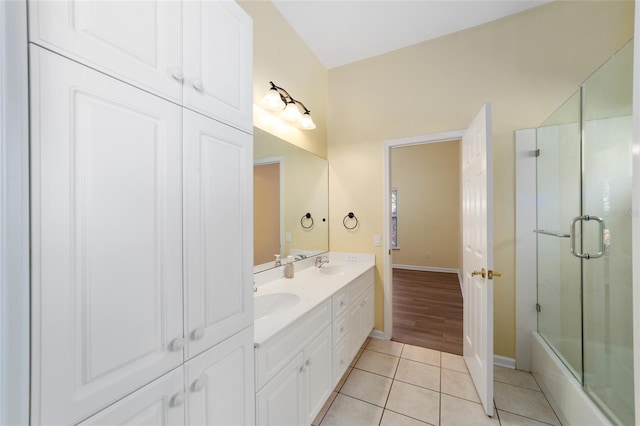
[632,1,640,419]
[532,333,612,426]
[383,130,465,340]
[369,330,385,340]
[254,156,285,263]
[514,129,537,372]
[391,264,459,274]
[0,2,30,425]
[493,355,516,369]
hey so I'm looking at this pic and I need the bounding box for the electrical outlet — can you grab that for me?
[346,254,358,262]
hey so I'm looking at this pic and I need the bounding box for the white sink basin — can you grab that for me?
[255,292,301,320]
[318,265,346,276]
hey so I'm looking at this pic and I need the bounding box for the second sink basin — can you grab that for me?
[318,265,346,276]
[255,292,301,320]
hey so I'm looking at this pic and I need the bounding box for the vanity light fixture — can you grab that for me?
[261,81,316,130]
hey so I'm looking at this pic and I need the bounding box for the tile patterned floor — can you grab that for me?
[313,338,562,426]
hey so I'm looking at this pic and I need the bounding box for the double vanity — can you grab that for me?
[253,253,375,425]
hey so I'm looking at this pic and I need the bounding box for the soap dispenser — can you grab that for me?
[284,255,295,278]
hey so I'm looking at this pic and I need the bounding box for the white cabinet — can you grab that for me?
[185,327,255,426]
[256,327,332,426]
[256,353,305,426]
[29,0,253,132]
[29,0,183,102]
[30,46,184,426]
[183,0,253,133]
[184,109,253,359]
[78,369,186,426]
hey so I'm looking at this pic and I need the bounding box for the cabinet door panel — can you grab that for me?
[183,1,252,132]
[29,0,182,102]
[184,110,253,358]
[304,327,333,424]
[257,354,305,426]
[30,47,183,425]
[79,368,185,426]
[185,327,255,426]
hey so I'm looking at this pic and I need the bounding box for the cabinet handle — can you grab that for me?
[340,301,345,307]
[192,78,204,91]
[170,68,184,81]
[190,327,205,341]
[170,392,185,407]
[299,365,305,374]
[306,358,312,367]
[340,327,345,333]
[191,376,207,392]
[169,337,185,352]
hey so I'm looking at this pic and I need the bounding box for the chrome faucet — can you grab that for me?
[315,255,329,268]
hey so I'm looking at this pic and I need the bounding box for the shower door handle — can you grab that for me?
[569,215,605,259]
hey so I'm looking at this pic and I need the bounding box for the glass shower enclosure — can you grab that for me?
[536,41,634,425]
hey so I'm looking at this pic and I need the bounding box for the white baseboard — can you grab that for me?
[392,264,459,274]
[494,355,516,369]
[369,330,385,340]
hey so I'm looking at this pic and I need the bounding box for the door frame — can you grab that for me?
[382,130,465,340]
[254,156,284,267]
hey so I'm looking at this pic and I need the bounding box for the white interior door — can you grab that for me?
[461,103,494,416]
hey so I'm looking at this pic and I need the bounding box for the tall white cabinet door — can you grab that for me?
[183,1,253,133]
[185,327,255,426]
[257,354,306,426]
[304,327,333,425]
[184,110,253,358]
[29,0,183,102]
[30,47,184,425]
[79,368,186,426]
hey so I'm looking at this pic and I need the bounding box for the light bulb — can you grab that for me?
[299,112,316,130]
[262,88,285,110]
[282,101,302,122]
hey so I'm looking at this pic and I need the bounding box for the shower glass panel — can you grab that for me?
[536,40,634,425]
[536,90,583,380]
[581,41,634,425]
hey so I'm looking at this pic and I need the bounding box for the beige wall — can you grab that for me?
[238,1,328,158]
[391,141,461,269]
[327,1,634,358]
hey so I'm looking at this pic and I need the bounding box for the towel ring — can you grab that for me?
[301,212,314,229]
[343,212,358,230]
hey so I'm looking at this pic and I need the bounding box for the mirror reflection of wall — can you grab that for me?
[253,127,329,272]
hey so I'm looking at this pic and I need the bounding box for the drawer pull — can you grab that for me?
[191,376,207,392]
[169,337,185,352]
[191,327,205,341]
[170,392,185,407]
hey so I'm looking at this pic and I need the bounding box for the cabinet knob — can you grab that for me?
[361,301,366,307]
[191,376,207,392]
[191,327,205,341]
[306,358,312,367]
[299,365,305,374]
[192,79,204,91]
[170,68,184,81]
[340,301,345,307]
[170,392,185,407]
[340,327,345,333]
[169,337,185,352]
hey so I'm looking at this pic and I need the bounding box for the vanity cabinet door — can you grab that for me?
[185,327,255,426]
[29,0,183,102]
[78,368,186,426]
[30,46,184,426]
[183,0,253,133]
[348,284,375,361]
[183,110,253,359]
[257,353,306,426]
[303,326,333,425]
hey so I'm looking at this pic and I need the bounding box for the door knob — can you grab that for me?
[488,270,502,280]
[471,268,486,278]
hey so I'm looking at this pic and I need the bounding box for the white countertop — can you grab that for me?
[253,254,375,346]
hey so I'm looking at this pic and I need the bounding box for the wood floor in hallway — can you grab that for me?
[391,269,463,355]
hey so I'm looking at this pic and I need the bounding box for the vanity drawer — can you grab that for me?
[333,311,349,345]
[348,268,374,301]
[255,299,331,390]
[332,287,349,319]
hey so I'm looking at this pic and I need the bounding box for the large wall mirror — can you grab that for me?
[253,127,329,272]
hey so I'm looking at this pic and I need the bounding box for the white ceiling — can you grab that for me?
[272,0,550,69]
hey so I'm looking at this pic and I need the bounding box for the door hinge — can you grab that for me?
[533,149,540,157]
[536,303,541,313]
